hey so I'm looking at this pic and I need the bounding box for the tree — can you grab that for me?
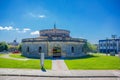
[90,44,97,53]
[0,42,8,52]
[18,44,22,52]
[82,42,97,53]
[82,42,91,53]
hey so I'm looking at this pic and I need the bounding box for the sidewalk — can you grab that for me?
[52,60,69,71]
[52,59,71,76]
[0,68,120,78]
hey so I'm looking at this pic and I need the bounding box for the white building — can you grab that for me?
[99,38,120,54]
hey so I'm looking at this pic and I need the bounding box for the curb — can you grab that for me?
[0,74,120,78]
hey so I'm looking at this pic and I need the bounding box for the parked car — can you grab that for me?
[12,50,20,54]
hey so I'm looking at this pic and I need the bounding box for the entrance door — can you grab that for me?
[53,47,61,58]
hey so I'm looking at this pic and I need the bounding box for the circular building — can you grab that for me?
[22,26,87,58]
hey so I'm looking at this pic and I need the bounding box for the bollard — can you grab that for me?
[40,53,44,69]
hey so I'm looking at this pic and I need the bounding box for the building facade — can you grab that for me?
[99,38,120,54]
[22,26,86,58]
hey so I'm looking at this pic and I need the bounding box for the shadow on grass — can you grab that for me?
[21,54,99,60]
[46,54,99,60]
[20,54,25,57]
[21,55,40,59]
[63,54,99,60]
[41,67,46,72]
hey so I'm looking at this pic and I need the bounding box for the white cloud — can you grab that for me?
[30,31,39,35]
[0,25,31,34]
[15,28,19,31]
[23,28,31,33]
[28,12,46,18]
[18,28,31,33]
[38,15,46,18]
[23,28,31,31]
[0,26,13,30]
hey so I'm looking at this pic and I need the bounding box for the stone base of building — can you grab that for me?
[22,41,86,58]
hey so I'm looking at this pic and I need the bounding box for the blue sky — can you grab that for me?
[0,0,120,44]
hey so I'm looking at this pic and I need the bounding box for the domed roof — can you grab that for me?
[40,25,70,38]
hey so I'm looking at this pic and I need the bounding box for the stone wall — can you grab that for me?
[22,42,47,58]
[22,41,85,58]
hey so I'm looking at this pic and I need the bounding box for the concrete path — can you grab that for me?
[52,60,69,71]
[0,68,120,78]
[52,59,71,76]
[0,54,29,61]
[0,76,120,80]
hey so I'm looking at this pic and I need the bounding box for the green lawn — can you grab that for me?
[0,57,51,69]
[65,54,120,70]
[9,53,26,59]
[1,53,120,70]
[0,54,4,56]
[0,53,7,56]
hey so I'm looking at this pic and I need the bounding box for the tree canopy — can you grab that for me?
[18,43,22,52]
[82,42,97,53]
[0,42,8,52]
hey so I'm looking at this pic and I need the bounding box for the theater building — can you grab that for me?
[22,26,86,58]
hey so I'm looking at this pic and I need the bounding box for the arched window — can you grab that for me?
[71,47,74,53]
[27,47,29,52]
[39,47,42,53]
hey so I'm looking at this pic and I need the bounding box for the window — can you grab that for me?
[27,47,29,52]
[100,44,102,47]
[39,47,42,53]
[71,47,74,53]
[110,43,112,46]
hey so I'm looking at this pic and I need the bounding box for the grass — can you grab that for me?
[0,53,8,56]
[9,53,26,59]
[0,54,51,69]
[65,53,120,70]
[1,53,120,70]
[0,54,4,56]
